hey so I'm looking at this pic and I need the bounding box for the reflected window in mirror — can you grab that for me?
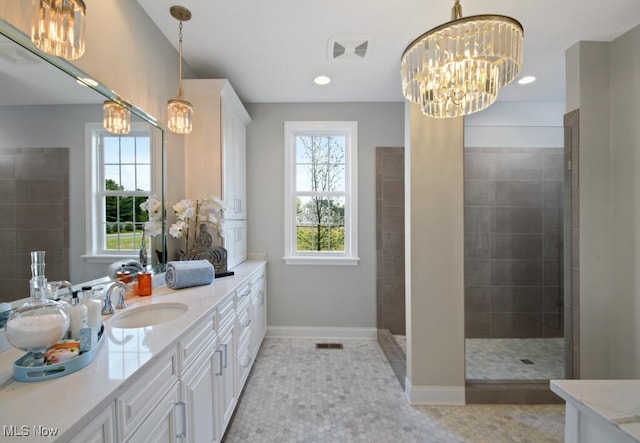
[85,122,159,259]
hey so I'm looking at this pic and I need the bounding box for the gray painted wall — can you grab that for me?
[565,24,640,379]
[245,102,404,329]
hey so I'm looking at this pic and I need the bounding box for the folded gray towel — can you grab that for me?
[165,260,215,289]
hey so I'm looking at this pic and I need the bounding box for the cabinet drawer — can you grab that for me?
[250,269,265,290]
[218,295,235,329]
[117,348,179,440]
[235,283,250,303]
[237,331,252,388]
[179,316,215,374]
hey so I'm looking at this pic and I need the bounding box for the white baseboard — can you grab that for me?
[266,325,377,340]
[404,378,466,405]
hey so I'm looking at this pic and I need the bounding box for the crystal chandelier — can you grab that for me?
[103,101,131,135]
[167,6,193,135]
[31,0,86,60]
[401,0,523,118]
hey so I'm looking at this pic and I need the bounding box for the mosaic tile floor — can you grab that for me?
[393,336,564,380]
[224,338,564,442]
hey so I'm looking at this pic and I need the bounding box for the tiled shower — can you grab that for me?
[0,148,69,302]
[376,137,568,389]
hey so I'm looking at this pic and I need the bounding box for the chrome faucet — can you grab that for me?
[102,280,131,315]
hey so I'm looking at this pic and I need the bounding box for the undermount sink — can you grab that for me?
[109,302,188,329]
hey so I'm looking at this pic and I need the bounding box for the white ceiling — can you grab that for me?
[136,0,640,105]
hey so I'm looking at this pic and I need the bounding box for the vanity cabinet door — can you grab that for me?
[181,337,219,443]
[124,382,181,443]
[215,319,237,436]
[68,403,116,443]
[250,268,267,358]
[222,97,247,221]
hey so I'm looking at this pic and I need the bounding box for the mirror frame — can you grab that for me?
[0,18,167,271]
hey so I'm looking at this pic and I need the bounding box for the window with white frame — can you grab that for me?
[283,121,359,265]
[85,123,156,260]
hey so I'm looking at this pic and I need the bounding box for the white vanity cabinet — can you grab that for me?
[215,296,238,436]
[250,268,267,359]
[183,79,251,270]
[68,403,116,443]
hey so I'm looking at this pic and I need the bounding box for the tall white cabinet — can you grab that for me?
[183,79,251,269]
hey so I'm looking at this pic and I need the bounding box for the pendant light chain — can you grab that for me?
[178,20,184,100]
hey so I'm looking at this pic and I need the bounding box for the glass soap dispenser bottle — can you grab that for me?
[68,292,88,340]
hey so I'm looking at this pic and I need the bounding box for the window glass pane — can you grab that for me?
[295,196,345,252]
[104,165,121,190]
[136,137,151,163]
[136,164,151,191]
[120,165,137,190]
[295,137,346,192]
[105,195,118,222]
[103,137,120,163]
[120,137,136,164]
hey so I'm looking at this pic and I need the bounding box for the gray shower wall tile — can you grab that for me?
[0,180,16,203]
[491,260,543,286]
[495,181,542,207]
[0,155,15,179]
[491,233,542,259]
[14,150,64,180]
[464,146,565,339]
[465,232,491,259]
[465,180,493,205]
[465,206,491,233]
[495,152,543,181]
[15,180,64,204]
[492,286,544,313]
[465,286,492,312]
[491,207,542,234]
[382,179,404,207]
[465,152,496,179]
[465,259,492,287]
[16,204,64,228]
[543,207,562,233]
[542,234,562,260]
[543,181,563,208]
[544,152,564,181]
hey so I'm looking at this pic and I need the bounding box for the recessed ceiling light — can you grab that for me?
[518,75,536,85]
[76,77,98,87]
[314,75,331,86]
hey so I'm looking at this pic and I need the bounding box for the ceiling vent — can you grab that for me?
[328,35,372,60]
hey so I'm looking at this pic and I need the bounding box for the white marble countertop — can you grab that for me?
[0,258,266,442]
[551,379,640,442]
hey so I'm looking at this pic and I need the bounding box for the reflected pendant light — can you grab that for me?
[31,0,86,60]
[167,5,193,135]
[401,0,523,118]
[103,100,131,135]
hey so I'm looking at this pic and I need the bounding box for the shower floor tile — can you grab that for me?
[392,336,564,380]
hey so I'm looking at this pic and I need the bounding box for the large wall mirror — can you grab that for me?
[0,19,165,303]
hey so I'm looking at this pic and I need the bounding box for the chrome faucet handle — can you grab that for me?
[102,291,114,315]
[115,288,128,310]
[104,280,132,314]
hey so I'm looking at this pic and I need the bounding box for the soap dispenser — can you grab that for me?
[81,286,102,328]
[68,291,88,340]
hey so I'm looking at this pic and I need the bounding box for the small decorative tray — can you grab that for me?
[13,324,105,382]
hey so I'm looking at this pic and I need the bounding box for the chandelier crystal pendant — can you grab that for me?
[401,0,523,118]
[167,5,193,135]
[103,101,131,135]
[31,0,86,60]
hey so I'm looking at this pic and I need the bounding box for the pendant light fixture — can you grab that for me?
[167,5,193,135]
[401,0,523,118]
[103,100,131,135]
[31,0,86,60]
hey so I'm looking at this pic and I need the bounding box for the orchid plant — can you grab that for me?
[169,196,226,252]
[139,196,163,237]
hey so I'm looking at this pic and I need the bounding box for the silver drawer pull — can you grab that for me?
[241,317,251,328]
[214,349,223,375]
[174,401,187,438]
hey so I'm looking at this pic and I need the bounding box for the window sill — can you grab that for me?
[283,256,360,266]
[82,254,137,264]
